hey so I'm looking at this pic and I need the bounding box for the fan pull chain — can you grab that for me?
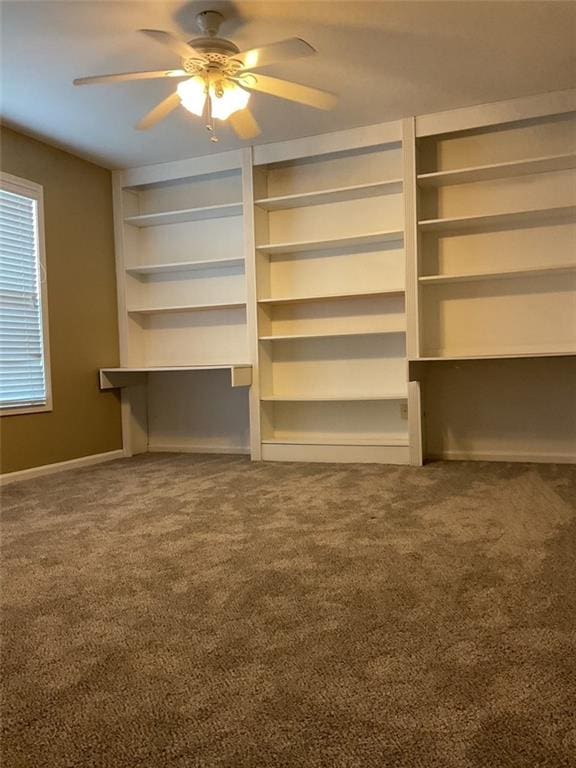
[204,93,219,142]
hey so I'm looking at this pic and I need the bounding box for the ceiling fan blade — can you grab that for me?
[74,69,187,86]
[136,91,181,130]
[139,29,201,59]
[234,38,315,71]
[229,108,261,140]
[238,74,336,110]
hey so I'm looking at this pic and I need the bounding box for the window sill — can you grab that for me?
[0,403,53,417]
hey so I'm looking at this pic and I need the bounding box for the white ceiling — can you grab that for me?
[1,1,575,169]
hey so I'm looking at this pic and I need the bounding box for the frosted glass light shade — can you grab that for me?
[210,81,250,120]
[177,77,250,121]
[177,77,207,117]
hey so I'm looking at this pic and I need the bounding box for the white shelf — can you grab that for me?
[126,258,244,276]
[259,327,405,341]
[102,365,250,373]
[261,393,408,402]
[411,347,576,362]
[127,301,246,315]
[255,180,403,210]
[99,364,252,390]
[256,230,404,255]
[124,202,243,228]
[262,435,409,447]
[417,153,576,187]
[418,205,576,233]
[419,263,576,285]
[258,288,404,306]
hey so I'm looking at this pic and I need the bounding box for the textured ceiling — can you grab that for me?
[1,1,575,169]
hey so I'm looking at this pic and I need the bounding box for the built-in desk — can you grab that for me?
[99,365,252,390]
[99,364,253,456]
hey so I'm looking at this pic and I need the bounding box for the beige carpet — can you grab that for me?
[1,454,576,768]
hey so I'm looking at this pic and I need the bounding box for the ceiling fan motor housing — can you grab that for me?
[185,11,240,71]
[187,37,240,58]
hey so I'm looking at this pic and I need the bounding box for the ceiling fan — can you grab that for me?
[74,10,337,142]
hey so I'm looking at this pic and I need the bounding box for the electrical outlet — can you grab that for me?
[400,402,408,420]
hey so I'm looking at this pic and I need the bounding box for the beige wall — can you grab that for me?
[0,126,122,473]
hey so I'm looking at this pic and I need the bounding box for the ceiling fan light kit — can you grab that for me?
[177,74,251,142]
[73,9,337,142]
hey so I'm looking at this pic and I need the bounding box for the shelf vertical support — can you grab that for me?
[402,117,421,359]
[403,118,424,465]
[408,380,424,466]
[121,376,149,456]
[241,147,262,460]
[111,170,140,456]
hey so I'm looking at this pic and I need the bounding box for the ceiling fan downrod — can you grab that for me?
[195,10,224,38]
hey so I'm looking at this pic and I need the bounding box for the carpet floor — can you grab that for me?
[1,454,576,768]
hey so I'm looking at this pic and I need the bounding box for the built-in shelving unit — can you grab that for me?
[112,158,251,456]
[412,110,576,362]
[105,89,576,467]
[250,132,410,464]
[118,164,247,368]
[408,100,576,464]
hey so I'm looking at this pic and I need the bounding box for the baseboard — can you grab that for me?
[149,443,251,456]
[0,449,126,486]
[427,449,576,465]
[261,443,410,465]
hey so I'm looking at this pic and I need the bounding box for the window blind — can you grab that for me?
[0,188,47,409]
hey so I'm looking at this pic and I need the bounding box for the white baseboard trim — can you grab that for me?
[0,449,126,486]
[149,443,251,456]
[427,450,576,465]
[261,443,410,465]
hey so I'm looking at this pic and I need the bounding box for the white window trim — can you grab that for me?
[0,171,52,416]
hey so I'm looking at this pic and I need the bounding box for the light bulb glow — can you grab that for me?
[209,79,250,120]
[178,76,250,123]
[177,77,207,117]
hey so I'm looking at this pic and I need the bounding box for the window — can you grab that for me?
[0,173,51,415]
